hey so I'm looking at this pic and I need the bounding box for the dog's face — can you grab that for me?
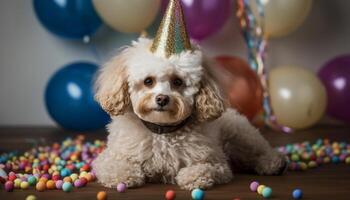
[128,66,194,124]
[95,38,224,125]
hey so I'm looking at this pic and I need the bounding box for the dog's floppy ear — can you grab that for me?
[95,54,130,116]
[194,72,225,122]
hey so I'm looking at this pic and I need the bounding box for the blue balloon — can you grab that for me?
[33,0,102,39]
[45,62,110,131]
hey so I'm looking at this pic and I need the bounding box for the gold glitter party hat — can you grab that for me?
[150,0,192,58]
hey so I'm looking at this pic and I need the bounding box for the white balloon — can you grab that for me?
[269,66,327,129]
[251,0,313,38]
[93,0,161,33]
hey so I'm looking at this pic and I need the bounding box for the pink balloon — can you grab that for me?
[161,0,232,41]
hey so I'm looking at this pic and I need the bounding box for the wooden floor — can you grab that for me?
[0,125,349,200]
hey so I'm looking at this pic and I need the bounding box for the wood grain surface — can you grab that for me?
[0,125,349,200]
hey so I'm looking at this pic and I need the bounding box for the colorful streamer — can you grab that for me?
[236,0,292,133]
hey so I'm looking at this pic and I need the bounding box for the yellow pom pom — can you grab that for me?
[257,185,266,195]
[20,181,29,189]
[26,195,37,200]
[14,178,22,188]
[70,173,79,182]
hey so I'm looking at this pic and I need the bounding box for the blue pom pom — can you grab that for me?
[191,188,205,200]
[292,189,303,199]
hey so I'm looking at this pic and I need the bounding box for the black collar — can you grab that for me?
[141,117,191,134]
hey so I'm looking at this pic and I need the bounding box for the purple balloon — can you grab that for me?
[161,0,232,41]
[318,55,350,123]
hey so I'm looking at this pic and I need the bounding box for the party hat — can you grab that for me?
[150,0,192,58]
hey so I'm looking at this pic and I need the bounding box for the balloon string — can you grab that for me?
[236,0,292,133]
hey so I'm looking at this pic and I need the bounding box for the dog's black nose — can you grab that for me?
[156,94,170,107]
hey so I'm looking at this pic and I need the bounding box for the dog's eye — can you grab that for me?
[172,78,183,87]
[144,77,154,86]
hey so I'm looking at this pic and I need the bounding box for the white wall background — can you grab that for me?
[0,0,349,126]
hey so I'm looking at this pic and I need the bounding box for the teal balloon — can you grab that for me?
[45,62,110,131]
[33,0,102,39]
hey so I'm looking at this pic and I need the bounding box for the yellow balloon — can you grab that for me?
[251,0,313,38]
[269,66,327,129]
[93,0,161,33]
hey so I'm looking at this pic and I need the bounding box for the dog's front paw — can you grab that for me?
[95,168,145,188]
[255,151,288,175]
[177,175,215,190]
[92,150,145,188]
[176,164,216,190]
[123,177,145,188]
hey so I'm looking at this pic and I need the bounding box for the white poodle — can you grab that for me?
[92,37,287,190]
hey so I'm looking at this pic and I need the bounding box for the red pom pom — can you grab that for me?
[165,190,176,200]
[79,177,88,186]
[52,175,60,181]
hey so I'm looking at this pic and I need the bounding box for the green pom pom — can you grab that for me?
[262,187,272,198]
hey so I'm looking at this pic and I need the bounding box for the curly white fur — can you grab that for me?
[92,37,287,190]
[126,38,203,98]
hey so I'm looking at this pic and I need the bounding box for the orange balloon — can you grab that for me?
[215,56,263,120]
